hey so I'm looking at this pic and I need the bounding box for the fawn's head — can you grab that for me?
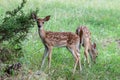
[91,42,98,63]
[32,14,50,28]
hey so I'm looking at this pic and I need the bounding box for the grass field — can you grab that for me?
[0,0,120,80]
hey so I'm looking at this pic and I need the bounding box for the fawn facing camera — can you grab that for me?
[32,14,82,75]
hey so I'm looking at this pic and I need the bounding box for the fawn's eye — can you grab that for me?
[42,22,44,24]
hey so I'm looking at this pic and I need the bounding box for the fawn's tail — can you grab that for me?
[76,27,83,44]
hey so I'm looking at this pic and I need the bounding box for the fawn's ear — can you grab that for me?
[32,13,38,20]
[44,15,50,21]
[93,43,96,49]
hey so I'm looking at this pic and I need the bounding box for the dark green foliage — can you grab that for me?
[0,0,38,42]
[0,0,38,62]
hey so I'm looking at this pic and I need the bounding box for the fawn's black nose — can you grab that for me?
[38,25,41,28]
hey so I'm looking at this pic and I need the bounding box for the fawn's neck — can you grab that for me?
[38,27,46,40]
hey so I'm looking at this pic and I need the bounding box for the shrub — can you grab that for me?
[0,0,38,62]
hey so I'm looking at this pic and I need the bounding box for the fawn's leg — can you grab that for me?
[77,43,82,72]
[88,50,96,64]
[67,46,79,75]
[48,46,53,73]
[76,48,82,72]
[84,47,89,65]
[40,46,48,70]
[73,51,79,75]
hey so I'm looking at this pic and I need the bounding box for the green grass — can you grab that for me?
[0,0,120,79]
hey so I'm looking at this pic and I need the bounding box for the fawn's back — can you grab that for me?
[44,31,80,47]
[76,26,91,46]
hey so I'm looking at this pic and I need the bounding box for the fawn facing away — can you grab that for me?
[76,26,98,65]
[32,14,82,75]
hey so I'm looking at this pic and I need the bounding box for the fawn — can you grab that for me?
[76,26,98,65]
[32,14,82,74]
